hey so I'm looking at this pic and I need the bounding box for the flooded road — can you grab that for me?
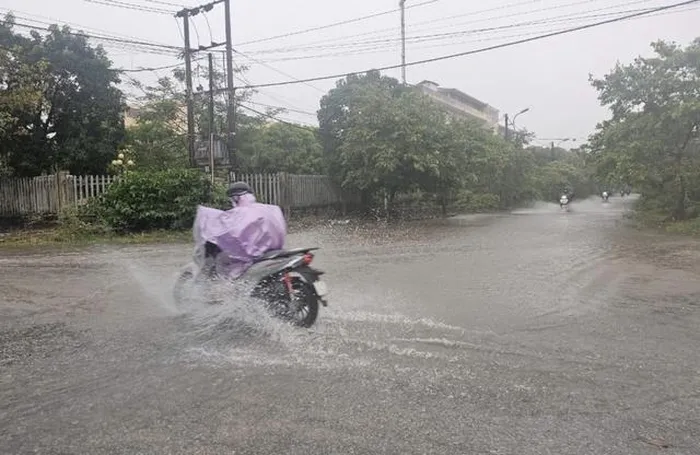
[2,196,700,454]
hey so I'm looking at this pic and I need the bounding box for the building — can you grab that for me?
[416,80,500,133]
[123,105,142,129]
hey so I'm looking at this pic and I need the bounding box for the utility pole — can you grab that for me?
[176,0,234,171]
[224,0,237,170]
[399,0,406,84]
[504,113,509,141]
[208,53,216,183]
[177,9,196,167]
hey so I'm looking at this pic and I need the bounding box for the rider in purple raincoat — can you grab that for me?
[192,181,287,279]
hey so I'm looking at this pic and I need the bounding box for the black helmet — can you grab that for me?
[227,181,252,198]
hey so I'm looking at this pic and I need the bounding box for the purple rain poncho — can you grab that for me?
[192,193,286,279]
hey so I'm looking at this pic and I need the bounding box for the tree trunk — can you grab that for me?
[673,174,687,221]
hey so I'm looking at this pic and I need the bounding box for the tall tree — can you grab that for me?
[236,121,323,174]
[589,38,700,219]
[318,70,405,188]
[0,16,125,176]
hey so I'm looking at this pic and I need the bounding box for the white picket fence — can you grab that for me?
[230,172,350,209]
[72,175,118,205]
[0,173,119,216]
[0,171,352,217]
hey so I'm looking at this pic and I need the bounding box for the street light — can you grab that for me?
[504,107,530,141]
[511,107,530,131]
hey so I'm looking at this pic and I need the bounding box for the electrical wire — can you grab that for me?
[237,0,700,89]
[0,7,175,47]
[120,61,190,72]
[239,104,318,130]
[84,0,176,15]
[9,21,182,54]
[245,0,655,55]
[246,101,317,117]
[236,0,441,46]
[248,4,697,63]
[233,49,326,93]
[247,0,656,55]
[143,0,189,7]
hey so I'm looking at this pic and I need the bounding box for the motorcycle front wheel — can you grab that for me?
[173,268,194,306]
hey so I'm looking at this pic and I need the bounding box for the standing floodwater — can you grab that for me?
[1,196,699,454]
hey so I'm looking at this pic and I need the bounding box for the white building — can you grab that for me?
[416,80,500,133]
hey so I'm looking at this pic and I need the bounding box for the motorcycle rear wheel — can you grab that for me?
[285,279,319,328]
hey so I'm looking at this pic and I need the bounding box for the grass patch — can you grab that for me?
[0,227,192,248]
[624,207,700,237]
[662,218,700,236]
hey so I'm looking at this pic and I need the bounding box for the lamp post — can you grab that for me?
[511,107,530,131]
[505,107,530,141]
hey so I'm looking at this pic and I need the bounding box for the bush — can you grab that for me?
[58,205,110,238]
[92,169,218,232]
[453,191,501,212]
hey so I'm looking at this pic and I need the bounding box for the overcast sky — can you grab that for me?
[2,0,699,147]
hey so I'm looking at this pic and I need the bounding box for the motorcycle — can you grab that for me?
[174,244,328,328]
[559,195,570,211]
[602,191,609,203]
[173,206,328,328]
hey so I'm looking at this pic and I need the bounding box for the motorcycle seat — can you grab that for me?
[255,247,318,262]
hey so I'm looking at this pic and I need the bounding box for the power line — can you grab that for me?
[239,104,317,130]
[245,0,654,55]
[9,21,182,53]
[246,101,317,116]
[233,49,326,93]
[236,0,441,47]
[143,0,189,7]
[242,0,540,53]
[247,0,658,55]
[119,60,197,72]
[84,0,176,15]
[0,7,175,46]
[246,3,696,63]
[238,0,700,89]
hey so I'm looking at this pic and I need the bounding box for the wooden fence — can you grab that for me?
[230,172,354,209]
[1,171,352,217]
[0,173,118,216]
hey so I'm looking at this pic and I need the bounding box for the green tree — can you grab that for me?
[0,44,48,176]
[124,78,188,170]
[589,38,700,220]
[0,17,125,177]
[237,121,323,174]
[318,70,406,192]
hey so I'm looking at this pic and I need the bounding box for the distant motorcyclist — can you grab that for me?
[559,193,569,208]
[602,191,609,202]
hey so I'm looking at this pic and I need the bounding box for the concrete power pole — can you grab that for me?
[399,0,406,84]
[504,113,509,141]
[224,0,237,171]
[208,53,216,183]
[177,10,196,167]
[176,0,237,171]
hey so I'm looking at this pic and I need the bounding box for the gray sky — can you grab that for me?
[3,0,700,146]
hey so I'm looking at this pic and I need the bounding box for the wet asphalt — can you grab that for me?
[1,196,699,454]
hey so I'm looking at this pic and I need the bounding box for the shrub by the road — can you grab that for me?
[88,169,222,232]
